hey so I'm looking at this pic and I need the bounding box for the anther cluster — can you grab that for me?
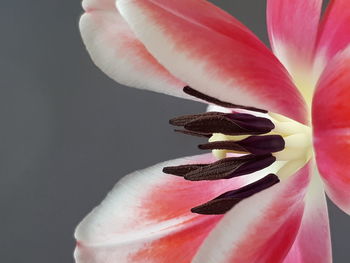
[163,87,285,215]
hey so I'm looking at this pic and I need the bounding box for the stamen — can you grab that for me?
[163,154,276,181]
[170,112,275,136]
[169,112,222,126]
[273,133,312,161]
[183,86,268,113]
[191,174,280,215]
[164,87,312,216]
[174,129,212,138]
[163,164,207,177]
[199,135,285,155]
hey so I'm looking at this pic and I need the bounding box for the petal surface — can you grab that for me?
[117,0,307,123]
[80,0,186,98]
[283,170,332,263]
[267,0,322,102]
[192,163,311,263]
[316,0,350,66]
[82,0,116,10]
[313,46,350,214]
[75,154,260,263]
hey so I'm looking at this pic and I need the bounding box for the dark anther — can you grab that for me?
[174,129,212,138]
[169,112,222,126]
[163,164,207,177]
[199,135,285,155]
[170,112,274,136]
[163,154,276,181]
[183,86,268,113]
[191,174,280,215]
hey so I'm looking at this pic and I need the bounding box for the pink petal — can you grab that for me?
[267,0,322,100]
[316,0,350,64]
[117,0,307,123]
[80,0,186,98]
[75,154,256,263]
[192,163,311,263]
[283,172,332,263]
[313,47,350,214]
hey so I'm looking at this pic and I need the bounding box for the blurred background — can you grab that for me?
[1,0,349,262]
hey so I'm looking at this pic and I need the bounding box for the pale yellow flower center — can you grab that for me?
[209,111,313,181]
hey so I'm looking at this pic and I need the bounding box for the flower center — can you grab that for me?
[163,86,312,215]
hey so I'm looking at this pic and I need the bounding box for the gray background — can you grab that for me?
[1,0,349,262]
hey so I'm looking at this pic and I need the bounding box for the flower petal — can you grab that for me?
[80,0,186,98]
[192,163,311,263]
[82,0,116,10]
[117,0,307,123]
[267,0,322,102]
[316,0,350,65]
[74,154,259,263]
[283,171,332,263]
[313,46,350,214]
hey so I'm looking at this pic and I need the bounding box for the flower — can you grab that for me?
[75,0,350,262]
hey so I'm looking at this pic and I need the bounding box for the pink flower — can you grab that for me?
[74,0,350,262]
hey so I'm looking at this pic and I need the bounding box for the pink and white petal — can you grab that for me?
[80,0,187,98]
[117,0,307,124]
[283,171,332,263]
[267,0,322,65]
[192,163,311,263]
[267,0,322,101]
[75,154,256,263]
[316,0,350,67]
[313,46,350,214]
[82,0,116,11]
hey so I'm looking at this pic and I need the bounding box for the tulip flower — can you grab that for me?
[75,0,350,262]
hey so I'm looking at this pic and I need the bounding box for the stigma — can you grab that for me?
[163,86,312,215]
